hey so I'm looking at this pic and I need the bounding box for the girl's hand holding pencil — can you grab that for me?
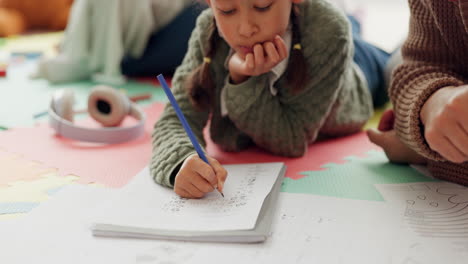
[174,154,227,199]
[157,74,227,199]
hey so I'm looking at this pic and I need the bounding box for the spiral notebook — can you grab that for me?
[91,162,286,243]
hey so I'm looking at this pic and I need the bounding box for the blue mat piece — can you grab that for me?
[0,202,40,214]
[282,150,438,201]
[46,186,66,196]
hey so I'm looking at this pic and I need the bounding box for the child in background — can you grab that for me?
[121,1,206,77]
[35,0,196,85]
[368,0,468,185]
[152,0,390,198]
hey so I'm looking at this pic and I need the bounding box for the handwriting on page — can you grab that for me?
[161,165,267,215]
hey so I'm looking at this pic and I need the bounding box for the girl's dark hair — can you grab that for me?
[186,20,219,111]
[287,5,309,93]
[187,4,308,111]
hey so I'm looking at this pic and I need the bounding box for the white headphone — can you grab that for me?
[48,85,146,144]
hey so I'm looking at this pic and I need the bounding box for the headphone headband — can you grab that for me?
[48,87,146,144]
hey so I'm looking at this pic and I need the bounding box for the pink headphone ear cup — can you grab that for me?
[88,85,130,127]
[52,89,75,122]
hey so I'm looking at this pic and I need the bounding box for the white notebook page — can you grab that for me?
[94,163,284,232]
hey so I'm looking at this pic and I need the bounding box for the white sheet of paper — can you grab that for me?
[94,163,284,232]
[4,178,465,263]
[0,185,406,264]
[376,181,468,238]
[376,182,468,263]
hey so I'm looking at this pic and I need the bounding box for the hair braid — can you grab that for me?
[186,18,218,111]
[286,5,308,93]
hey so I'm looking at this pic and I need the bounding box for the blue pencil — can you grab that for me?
[157,74,224,197]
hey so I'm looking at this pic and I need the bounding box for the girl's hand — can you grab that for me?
[368,109,427,164]
[421,85,468,163]
[174,154,228,199]
[228,35,288,84]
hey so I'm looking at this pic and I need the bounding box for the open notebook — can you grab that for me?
[91,162,286,243]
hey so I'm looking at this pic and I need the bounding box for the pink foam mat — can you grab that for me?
[0,103,166,188]
[207,132,381,180]
[0,102,380,188]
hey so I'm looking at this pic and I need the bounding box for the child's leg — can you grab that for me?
[348,16,391,108]
[121,4,206,76]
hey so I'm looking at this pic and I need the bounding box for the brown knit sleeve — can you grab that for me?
[427,161,468,186]
[389,0,465,161]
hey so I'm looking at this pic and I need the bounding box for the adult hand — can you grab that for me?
[421,85,468,163]
[368,109,427,164]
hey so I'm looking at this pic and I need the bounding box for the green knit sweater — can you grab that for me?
[151,0,373,187]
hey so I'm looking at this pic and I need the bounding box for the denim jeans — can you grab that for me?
[121,3,206,76]
[349,15,391,107]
